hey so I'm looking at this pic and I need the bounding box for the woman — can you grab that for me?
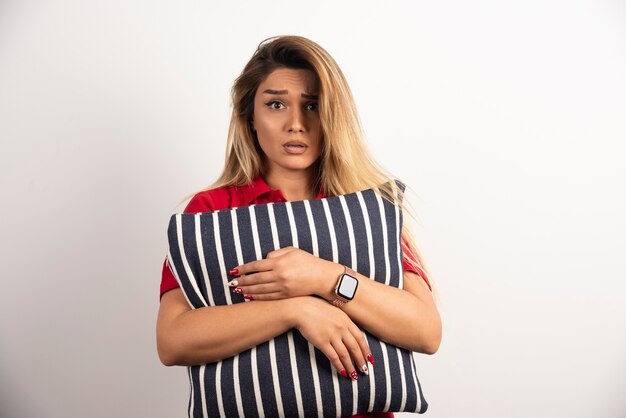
[157,35,441,417]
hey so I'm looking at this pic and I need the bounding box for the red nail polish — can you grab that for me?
[367,353,375,365]
[233,287,243,294]
[244,295,254,300]
[228,279,238,287]
[229,268,239,275]
[350,370,358,381]
[339,369,347,378]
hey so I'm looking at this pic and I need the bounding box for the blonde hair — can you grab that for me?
[199,35,437,294]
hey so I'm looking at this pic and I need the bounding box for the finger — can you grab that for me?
[237,282,281,295]
[331,339,358,381]
[234,259,274,275]
[351,324,374,369]
[318,344,349,380]
[344,329,369,376]
[266,246,297,259]
[244,292,284,301]
[230,271,276,287]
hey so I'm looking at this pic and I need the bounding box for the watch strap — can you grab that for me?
[329,266,357,307]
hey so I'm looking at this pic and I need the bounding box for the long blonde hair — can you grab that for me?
[200,35,436,294]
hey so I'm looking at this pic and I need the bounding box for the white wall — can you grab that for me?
[1,1,625,417]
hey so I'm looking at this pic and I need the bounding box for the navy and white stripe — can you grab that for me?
[167,181,428,417]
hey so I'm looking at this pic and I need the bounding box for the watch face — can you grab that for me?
[337,274,358,300]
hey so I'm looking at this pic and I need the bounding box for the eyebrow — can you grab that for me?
[262,89,319,100]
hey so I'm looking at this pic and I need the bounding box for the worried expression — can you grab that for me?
[252,68,323,176]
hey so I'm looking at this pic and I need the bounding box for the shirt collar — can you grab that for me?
[239,176,273,205]
[239,176,325,205]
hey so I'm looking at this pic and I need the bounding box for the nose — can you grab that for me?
[288,107,305,133]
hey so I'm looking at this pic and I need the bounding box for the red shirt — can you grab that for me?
[161,176,431,296]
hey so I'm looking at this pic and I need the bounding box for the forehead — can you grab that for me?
[257,68,319,93]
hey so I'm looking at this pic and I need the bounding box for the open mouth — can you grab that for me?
[283,143,307,154]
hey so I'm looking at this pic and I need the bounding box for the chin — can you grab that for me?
[273,156,316,170]
[285,164,316,172]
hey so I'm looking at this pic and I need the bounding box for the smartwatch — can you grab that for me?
[330,266,359,307]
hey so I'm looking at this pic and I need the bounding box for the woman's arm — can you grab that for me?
[324,267,442,355]
[230,249,442,355]
[157,288,373,379]
[157,288,296,366]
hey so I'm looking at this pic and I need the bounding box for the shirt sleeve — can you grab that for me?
[401,235,432,291]
[159,192,222,298]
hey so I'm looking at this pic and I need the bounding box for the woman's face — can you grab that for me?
[252,67,322,178]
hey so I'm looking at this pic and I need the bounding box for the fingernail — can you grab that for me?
[361,364,369,375]
[232,287,243,294]
[367,353,375,365]
[228,268,239,275]
[350,370,358,381]
[228,279,238,287]
[339,369,347,378]
[244,295,254,300]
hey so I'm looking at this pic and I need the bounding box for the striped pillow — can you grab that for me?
[166,182,428,417]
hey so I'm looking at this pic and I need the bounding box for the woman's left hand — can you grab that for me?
[228,247,342,301]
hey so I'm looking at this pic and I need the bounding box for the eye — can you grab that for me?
[305,102,319,112]
[265,101,285,110]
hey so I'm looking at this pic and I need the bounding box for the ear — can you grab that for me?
[250,119,256,132]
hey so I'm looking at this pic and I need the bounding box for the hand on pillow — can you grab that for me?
[228,246,343,301]
[290,296,373,379]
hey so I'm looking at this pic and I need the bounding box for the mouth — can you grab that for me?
[283,141,308,154]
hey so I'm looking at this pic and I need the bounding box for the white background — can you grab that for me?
[1,1,625,417]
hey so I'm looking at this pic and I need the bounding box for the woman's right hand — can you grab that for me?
[292,296,373,380]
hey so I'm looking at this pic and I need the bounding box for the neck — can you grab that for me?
[264,167,317,201]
